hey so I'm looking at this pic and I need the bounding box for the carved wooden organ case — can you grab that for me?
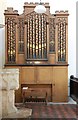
[4,3,69,65]
[4,3,69,103]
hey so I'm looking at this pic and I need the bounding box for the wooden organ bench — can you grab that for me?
[22,87,48,104]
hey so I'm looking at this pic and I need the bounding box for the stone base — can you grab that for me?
[2,108,32,118]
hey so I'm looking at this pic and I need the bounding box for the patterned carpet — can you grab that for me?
[2,103,77,120]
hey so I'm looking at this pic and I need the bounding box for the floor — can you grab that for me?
[2,98,78,120]
[15,103,77,119]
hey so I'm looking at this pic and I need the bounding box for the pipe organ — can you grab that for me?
[4,2,69,103]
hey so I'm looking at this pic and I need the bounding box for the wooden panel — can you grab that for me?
[21,67,35,84]
[48,54,56,64]
[18,54,25,64]
[37,67,52,84]
[52,66,68,102]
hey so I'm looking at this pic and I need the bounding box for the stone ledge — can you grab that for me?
[2,108,32,118]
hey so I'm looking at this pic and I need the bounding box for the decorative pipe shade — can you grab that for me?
[34,3,46,14]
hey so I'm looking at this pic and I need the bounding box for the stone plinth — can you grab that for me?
[0,69,32,119]
[0,69,19,118]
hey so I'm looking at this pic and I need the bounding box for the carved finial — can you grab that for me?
[24,2,28,5]
[55,10,68,14]
[4,7,18,15]
[35,2,39,4]
[55,10,69,16]
[44,3,49,5]
[30,2,33,4]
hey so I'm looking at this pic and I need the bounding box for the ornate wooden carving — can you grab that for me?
[6,17,16,63]
[18,18,24,53]
[57,17,66,62]
[49,17,55,53]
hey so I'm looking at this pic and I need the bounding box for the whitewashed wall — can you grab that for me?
[0,29,5,68]
[0,29,2,68]
[0,0,6,68]
[0,0,77,78]
[76,2,78,77]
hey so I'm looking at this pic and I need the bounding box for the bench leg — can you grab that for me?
[23,97,25,104]
[45,92,48,105]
